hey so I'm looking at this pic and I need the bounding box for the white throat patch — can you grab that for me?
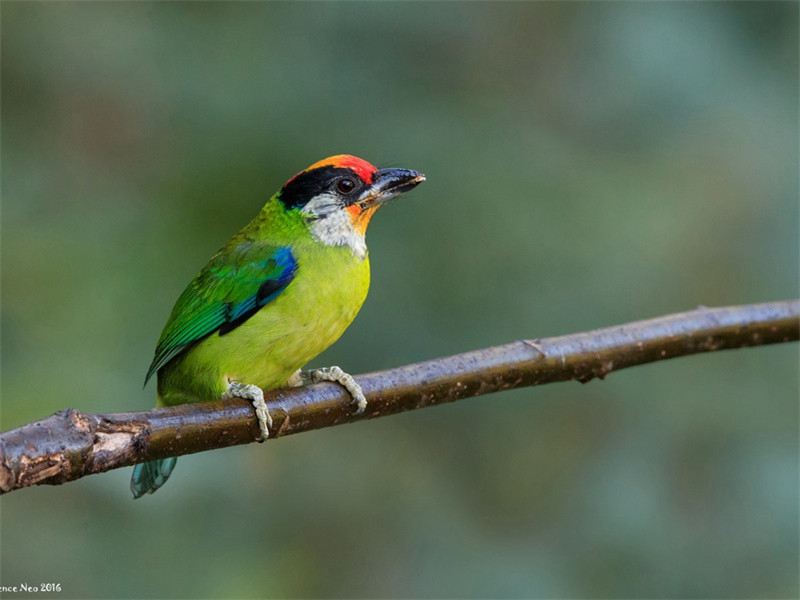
[302,193,368,260]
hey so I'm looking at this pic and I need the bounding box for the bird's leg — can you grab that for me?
[286,369,304,387]
[223,382,272,442]
[309,366,367,415]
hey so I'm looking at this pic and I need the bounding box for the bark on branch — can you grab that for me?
[2,300,798,495]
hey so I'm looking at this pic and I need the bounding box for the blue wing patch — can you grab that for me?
[220,247,297,331]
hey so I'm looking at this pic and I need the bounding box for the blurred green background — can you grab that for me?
[2,2,797,598]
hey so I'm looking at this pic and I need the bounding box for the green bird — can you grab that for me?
[131,155,425,497]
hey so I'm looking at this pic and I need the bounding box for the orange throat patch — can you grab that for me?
[347,204,380,235]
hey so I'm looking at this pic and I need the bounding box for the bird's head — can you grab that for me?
[277,155,425,258]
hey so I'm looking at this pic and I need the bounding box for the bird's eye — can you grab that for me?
[336,178,356,194]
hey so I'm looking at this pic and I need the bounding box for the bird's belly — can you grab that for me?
[157,249,370,405]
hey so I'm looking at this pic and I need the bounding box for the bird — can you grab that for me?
[131,154,425,498]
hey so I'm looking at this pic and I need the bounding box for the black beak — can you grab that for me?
[358,168,426,207]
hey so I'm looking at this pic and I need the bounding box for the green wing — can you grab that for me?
[144,242,298,385]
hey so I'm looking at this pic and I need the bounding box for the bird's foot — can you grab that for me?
[309,366,367,415]
[224,382,272,442]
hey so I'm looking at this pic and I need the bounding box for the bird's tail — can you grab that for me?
[130,457,178,498]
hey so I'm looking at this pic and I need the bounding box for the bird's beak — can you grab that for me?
[357,168,426,208]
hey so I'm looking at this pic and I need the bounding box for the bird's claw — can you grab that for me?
[224,382,272,442]
[310,366,367,415]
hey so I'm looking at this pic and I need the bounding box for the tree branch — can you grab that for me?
[2,300,798,495]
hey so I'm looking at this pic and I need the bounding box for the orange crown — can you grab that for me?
[303,154,378,184]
